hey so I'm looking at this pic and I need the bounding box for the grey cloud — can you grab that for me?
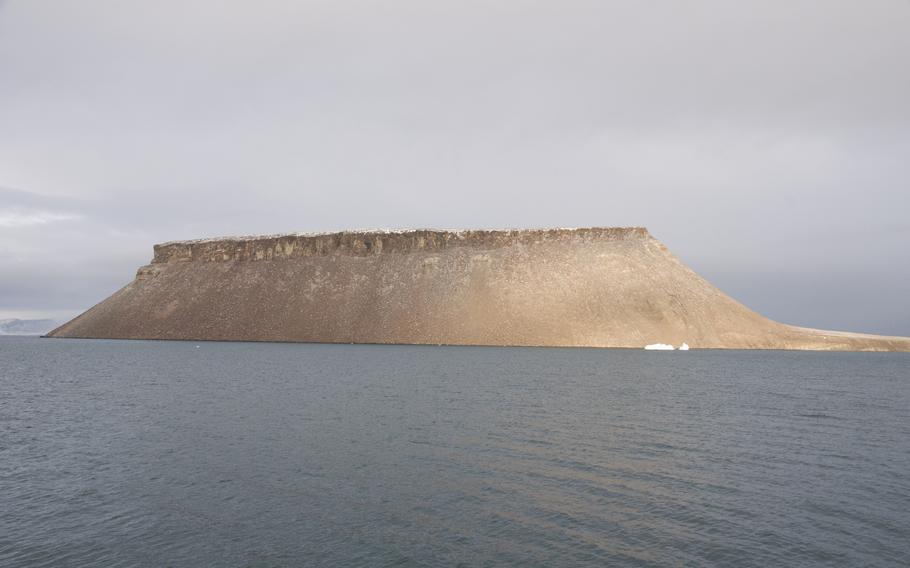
[0,1,908,334]
[0,207,81,227]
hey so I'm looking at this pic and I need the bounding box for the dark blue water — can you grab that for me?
[1,336,909,567]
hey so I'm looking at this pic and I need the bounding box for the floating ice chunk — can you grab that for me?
[679,343,690,351]
[644,343,675,350]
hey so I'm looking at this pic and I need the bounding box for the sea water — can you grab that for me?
[1,336,908,567]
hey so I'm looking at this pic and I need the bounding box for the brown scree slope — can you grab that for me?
[48,228,910,351]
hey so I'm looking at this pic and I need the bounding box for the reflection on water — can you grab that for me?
[1,337,909,566]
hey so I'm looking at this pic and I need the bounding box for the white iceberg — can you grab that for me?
[644,343,675,350]
[679,343,690,351]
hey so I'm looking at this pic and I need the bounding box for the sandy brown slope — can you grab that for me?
[48,228,910,351]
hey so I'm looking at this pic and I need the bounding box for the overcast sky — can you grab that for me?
[1,0,908,335]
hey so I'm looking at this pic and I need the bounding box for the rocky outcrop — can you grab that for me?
[48,228,910,351]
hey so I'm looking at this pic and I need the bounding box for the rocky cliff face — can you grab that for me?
[150,228,650,263]
[48,228,910,351]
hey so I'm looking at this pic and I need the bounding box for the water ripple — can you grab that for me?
[2,337,909,567]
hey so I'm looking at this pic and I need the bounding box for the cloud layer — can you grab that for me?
[0,208,81,228]
[1,1,908,334]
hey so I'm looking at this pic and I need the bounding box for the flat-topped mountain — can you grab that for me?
[48,228,910,351]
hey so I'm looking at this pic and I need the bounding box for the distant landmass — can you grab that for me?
[47,228,910,351]
[1,318,59,336]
